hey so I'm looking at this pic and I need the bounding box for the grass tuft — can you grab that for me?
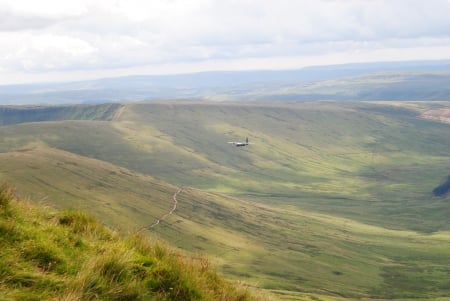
[59,210,112,240]
[0,182,16,217]
[21,241,64,272]
[0,219,21,243]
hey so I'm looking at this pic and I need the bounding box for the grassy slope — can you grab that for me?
[1,146,449,300]
[0,183,266,301]
[1,101,450,299]
[152,187,450,300]
[0,146,177,232]
[114,102,450,232]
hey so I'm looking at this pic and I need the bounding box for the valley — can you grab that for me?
[1,101,450,300]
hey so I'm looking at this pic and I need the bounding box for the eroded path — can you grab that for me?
[145,187,182,230]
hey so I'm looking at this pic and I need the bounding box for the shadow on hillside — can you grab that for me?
[433,175,450,196]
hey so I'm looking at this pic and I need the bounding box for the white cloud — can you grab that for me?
[0,32,97,71]
[5,0,88,18]
[0,0,450,84]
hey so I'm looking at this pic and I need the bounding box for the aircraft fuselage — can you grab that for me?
[234,142,248,147]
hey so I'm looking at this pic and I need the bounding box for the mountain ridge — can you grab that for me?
[1,59,450,104]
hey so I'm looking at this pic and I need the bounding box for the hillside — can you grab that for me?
[0,183,266,300]
[0,146,177,231]
[1,101,450,300]
[12,101,446,232]
[0,103,121,126]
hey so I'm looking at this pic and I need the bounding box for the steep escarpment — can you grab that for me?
[0,103,122,125]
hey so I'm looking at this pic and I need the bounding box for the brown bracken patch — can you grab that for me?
[421,108,450,124]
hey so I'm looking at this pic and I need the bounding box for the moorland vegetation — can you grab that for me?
[1,101,450,300]
[0,182,266,300]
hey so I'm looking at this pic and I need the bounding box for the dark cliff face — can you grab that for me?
[433,175,450,196]
[0,103,122,126]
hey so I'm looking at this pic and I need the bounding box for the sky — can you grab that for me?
[1,0,450,84]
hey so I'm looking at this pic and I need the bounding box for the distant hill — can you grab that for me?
[252,72,450,101]
[1,59,450,104]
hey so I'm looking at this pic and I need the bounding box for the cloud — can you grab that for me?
[0,32,97,71]
[1,0,450,83]
[0,6,55,31]
[3,0,88,18]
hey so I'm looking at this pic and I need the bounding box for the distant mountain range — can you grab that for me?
[1,59,450,104]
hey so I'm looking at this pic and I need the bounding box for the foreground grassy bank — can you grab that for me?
[0,183,267,301]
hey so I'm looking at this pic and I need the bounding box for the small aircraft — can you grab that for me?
[228,137,252,147]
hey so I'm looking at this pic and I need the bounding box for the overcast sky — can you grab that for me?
[1,0,450,84]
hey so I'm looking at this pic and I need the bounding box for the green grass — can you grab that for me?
[1,101,450,300]
[112,102,450,231]
[0,183,268,300]
[0,146,178,231]
[156,188,450,299]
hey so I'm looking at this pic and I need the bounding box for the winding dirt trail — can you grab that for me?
[142,187,182,230]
